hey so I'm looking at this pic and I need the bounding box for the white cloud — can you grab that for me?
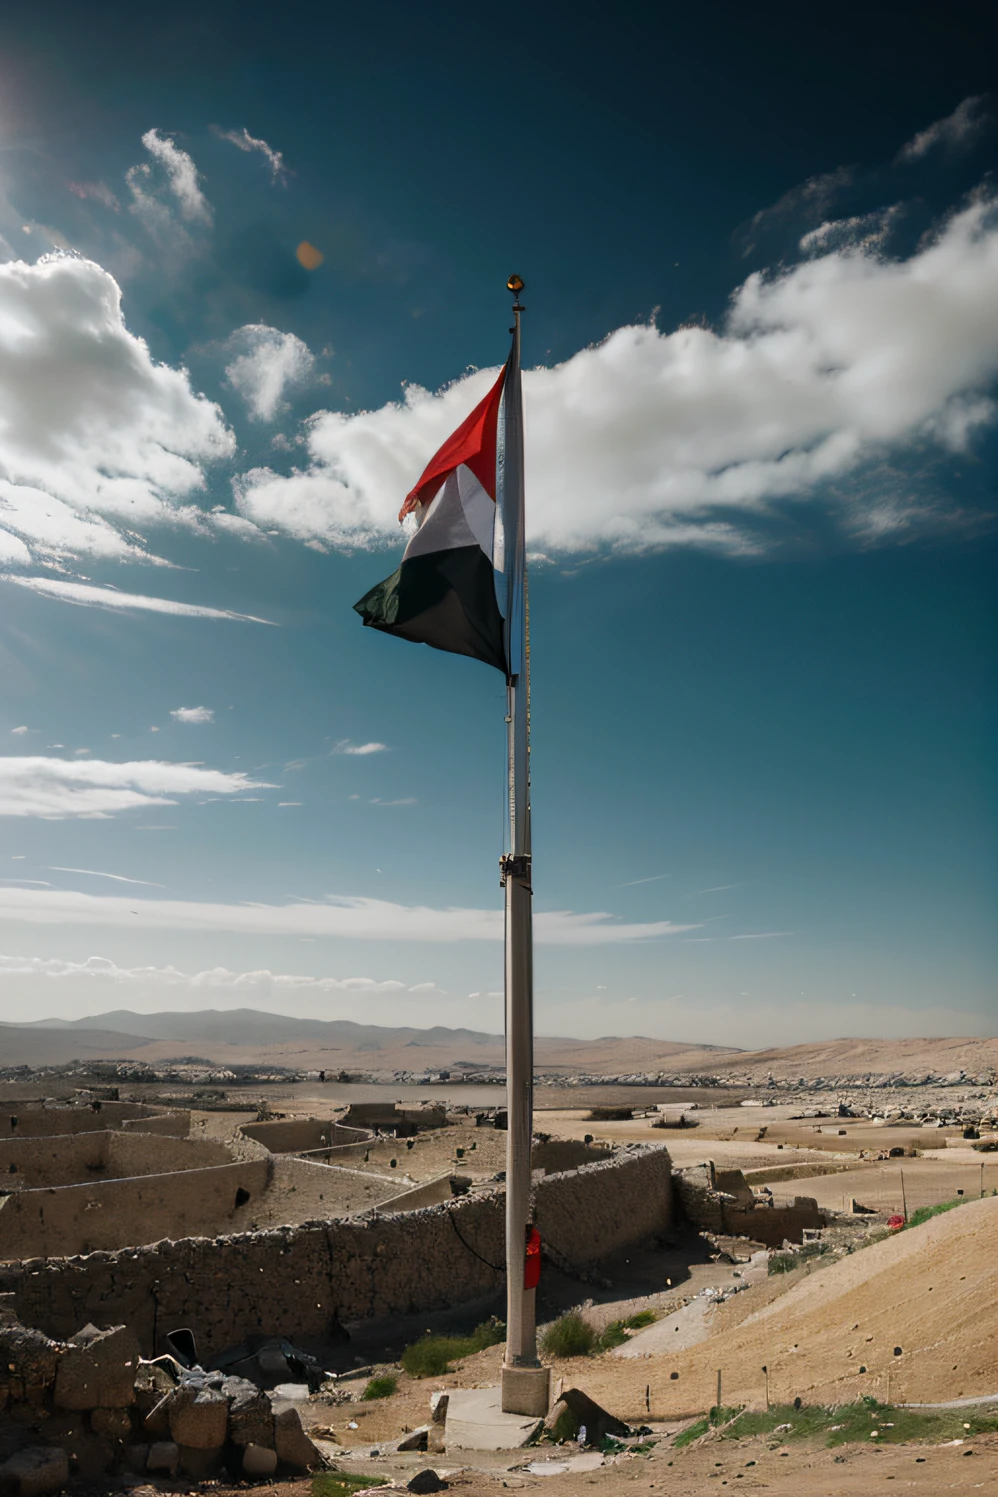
[3,576,275,624]
[897,96,987,163]
[0,886,699,943]
[0,757,274,819]
[235,196,998,556]
[333,739,388,756]
[67,181,120,211]
[0,254,233,565]
[48,866,165,887]
[10,727,29,736]
[0,953,402,990]
[127,128,212,227]
[225,325,314,422]
[212,127,289,185]
[737,167,854,256]
[799,205,902,257]
[170,706,215,723]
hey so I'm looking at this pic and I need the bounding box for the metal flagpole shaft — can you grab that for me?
[500,276,549,1416]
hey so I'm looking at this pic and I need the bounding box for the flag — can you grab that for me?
[353,363,509,674]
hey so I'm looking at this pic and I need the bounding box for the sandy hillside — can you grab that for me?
[682,1035,998,1079]
[576,1194,998,1417]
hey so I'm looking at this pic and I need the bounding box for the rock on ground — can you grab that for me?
[0,1446,70,1497]
[52,1325,140,1411]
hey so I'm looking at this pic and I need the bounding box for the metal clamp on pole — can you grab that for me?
[499,853,532,888]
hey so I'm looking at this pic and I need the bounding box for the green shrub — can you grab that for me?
[586,1106,633,1121]
[362,1374,398,1399]
[400,1318,505,1378]
[540,1311,597,1358]
[623,1309,657,1329]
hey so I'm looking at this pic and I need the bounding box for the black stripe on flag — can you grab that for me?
[353,544,507,674]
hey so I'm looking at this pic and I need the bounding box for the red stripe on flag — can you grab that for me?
[398,362,508,522]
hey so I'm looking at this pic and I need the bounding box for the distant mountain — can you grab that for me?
[0,1024,156,1067]
[1,1008,741,1071]
[11,1008,501,1049]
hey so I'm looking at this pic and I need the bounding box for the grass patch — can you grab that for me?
[312,1474,389,1497]
[362,1374,398,1399]
[716,1399,998,1448]
[673,1405,740,1447]
[674,1417,710,1448]
[904,1197,972,1230]
[540,1311,597,1358]
[596,1309,659,1350]
[400,1317,505,1378]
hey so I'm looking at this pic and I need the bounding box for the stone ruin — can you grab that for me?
[0,1316,321,1494]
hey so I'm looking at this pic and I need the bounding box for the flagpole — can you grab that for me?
[500,276,550,1417]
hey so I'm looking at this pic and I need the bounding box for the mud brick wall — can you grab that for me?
[0,1161,272,1259]
[1,1103,176,1140]
[7,1147,674,1356]
[0,1132,229,1189]
[118,1112,191,1138]
[239,1120,370,1153]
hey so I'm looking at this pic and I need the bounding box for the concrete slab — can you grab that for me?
[444,1387,543,1451]
[613,1295,714,1357]
[526,1452,605,1475]
[613,1249,770,1358]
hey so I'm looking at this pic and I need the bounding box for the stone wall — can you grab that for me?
[0,1161,272,1259]
[7,1145,674,1356]
[674,1163,825,1248]
[533,1145,672,1263]
[0,1132,230,1189]
[238,1120,369,1153]
[530,1139,611,1174]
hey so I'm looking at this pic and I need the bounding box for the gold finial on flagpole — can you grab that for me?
[507,273,525,312]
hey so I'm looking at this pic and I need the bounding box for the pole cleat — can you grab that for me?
[499,853,532,887]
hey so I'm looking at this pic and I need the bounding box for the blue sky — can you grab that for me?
[0,2,995,1046]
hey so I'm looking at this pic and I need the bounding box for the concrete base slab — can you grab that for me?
[501,1363,551,1416]
[527,1452,605,1475]
[444,1388,543,1451]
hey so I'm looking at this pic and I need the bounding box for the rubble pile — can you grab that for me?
[0,1319,322,1492]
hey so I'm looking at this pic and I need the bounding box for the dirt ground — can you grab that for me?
[295,1195,997,1463]
[196,1430,998,1497]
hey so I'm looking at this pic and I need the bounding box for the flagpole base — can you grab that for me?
[501,1364,551,1417]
